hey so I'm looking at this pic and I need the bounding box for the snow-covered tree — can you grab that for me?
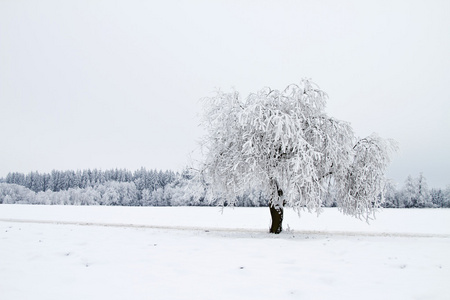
[416,173,432,207]
[400,173,432,208]
[383,180,399,208]
[35,190,52,205]
[444,185,450,208]
[200,79,396,233]
[402,175,416,208]
[5,172,25,186]
[96,181,138,206]
[141,188,153,206]
[149,187,170,206]
[0,183,36,204]
[430,188,445,208]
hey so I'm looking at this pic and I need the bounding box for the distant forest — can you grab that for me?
[0,168,267,207]
[0,168,449,208]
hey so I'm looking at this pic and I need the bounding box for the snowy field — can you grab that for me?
[0,205,449,300]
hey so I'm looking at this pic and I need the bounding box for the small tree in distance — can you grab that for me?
[199,79,397,233]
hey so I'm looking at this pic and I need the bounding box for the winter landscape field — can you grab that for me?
[2,1,450,299]
[0,205,449,300]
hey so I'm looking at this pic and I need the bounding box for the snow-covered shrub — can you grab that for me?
[0,183,36,204]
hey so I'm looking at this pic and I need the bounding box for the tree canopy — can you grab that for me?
[200,79,397,221]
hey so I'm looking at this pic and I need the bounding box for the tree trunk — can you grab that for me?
[269,188,284,234]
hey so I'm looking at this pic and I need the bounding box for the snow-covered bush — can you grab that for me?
[0,183,36,204]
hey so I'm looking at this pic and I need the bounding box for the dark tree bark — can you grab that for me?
[269,188,284,234]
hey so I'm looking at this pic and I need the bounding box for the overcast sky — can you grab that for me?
[1,0,449,188]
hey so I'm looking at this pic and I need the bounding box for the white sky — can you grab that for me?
[1,0,449,188]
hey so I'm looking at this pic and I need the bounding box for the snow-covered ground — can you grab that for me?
[0,205,449,299]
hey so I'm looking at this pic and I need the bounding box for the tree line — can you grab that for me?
[382,173,450,208]
[4,168,176,193]
[0,168,268,207]
[0,168,449,208]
